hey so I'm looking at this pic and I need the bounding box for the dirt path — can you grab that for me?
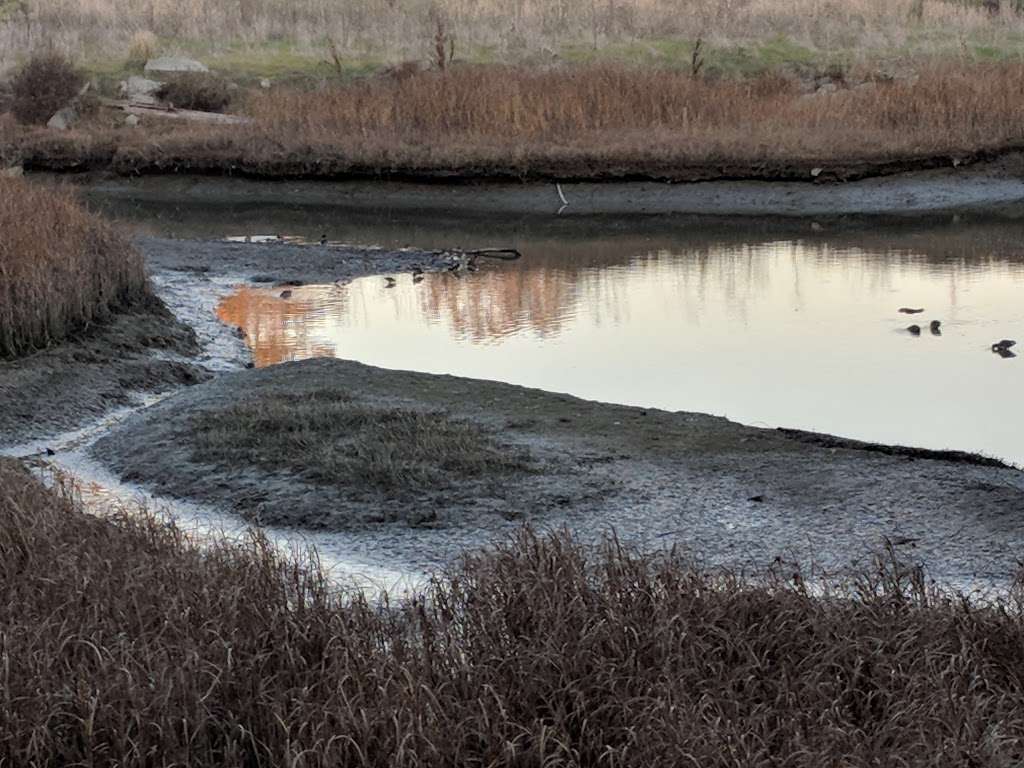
[92,357,1024,587]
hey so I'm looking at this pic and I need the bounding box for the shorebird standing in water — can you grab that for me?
[319,233,328,245]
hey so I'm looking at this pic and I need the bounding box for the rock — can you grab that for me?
[47,106,79,131]
[810,167,823,178]
[120,75,163,105]
[259,77,272,89]
[1,165,23,178]
[124,114,140,127]
[144,56,209,74]
[815,82,838,95]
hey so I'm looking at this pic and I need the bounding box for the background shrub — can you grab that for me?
[156,72,233,112]
[10,53,84,125]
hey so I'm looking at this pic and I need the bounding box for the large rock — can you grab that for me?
[46,106,79,131]
[120,75,163,105]
[144,56,209,74]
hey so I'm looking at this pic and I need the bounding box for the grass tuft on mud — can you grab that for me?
[6,455,1024,766]
[0,176,151,358]
[190,390,533,493]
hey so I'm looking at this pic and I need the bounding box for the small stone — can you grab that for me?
[47,106,79,131]
[144,56,209,73]
[810,222,823,232]
[121,75,163,104]
[815,82,838,95]
[810,167,823,178]
[259,77,272,89]
[124,114,140,127]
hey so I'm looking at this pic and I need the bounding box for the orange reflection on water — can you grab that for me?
[217,286,338,367]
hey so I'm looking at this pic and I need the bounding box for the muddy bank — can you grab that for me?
[92,357,1024,584]
[139,235,454,285]
[0,296,206,449]
[65,156,1024,217]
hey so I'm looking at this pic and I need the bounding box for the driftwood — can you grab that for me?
[99,98,253,126]
[437,247,522,261]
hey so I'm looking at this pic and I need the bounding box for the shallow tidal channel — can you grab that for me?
[91,185,1024,468]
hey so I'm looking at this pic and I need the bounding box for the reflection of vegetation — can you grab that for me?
[190,390,533,492]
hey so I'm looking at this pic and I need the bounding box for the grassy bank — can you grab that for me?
[6,0,1024,76]
[4,456,1024,765]
[10,60,1024,181]
[0,176,150,357]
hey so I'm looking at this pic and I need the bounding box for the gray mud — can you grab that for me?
[92,357,1024,585]
[79,155,1024,217]
[0,297,207,448]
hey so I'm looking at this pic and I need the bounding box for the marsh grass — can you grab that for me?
[0,177,150,358]
[5,455,1024,766]
[190,390,533,491]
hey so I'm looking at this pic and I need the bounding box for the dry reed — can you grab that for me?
[4,456,1024,766]
[0,177,149,357]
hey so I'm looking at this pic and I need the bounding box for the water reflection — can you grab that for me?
[217,238,1024,466]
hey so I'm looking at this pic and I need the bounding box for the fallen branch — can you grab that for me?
[99,98,253,126]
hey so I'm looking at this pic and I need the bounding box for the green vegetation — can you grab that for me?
[4,456,1024,765]
[190,390,533,492]
[0,176,151,358]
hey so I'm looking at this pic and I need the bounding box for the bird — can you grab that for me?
[384,277,397,288]
[993,346,1017,359]
[279,290,292,299]
[319,234,328,245]
[930,320,942,335]
[413,274,425,284]
[899,307,925,315]
[907,325,922,335]
[411,266,424,277]
[992,339,1017,350]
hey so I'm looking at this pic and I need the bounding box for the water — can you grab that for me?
[90,189,1024,466]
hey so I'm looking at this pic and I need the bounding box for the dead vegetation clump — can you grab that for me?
[4,456,1024,765]
[189,389,533,491]
[9,52,84,125]
[155,72,234,112]
[0,177,150,358]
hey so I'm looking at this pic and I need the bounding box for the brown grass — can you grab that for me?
[190,389,534,492]
[0,177,150,358]
[4,455,1024,765]
[11,61,1024,181]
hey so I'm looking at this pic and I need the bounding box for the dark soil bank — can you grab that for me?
[92,357,1024,584]
[0,297,206,448]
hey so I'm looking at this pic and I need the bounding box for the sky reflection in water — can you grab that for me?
[218,237,1024,466]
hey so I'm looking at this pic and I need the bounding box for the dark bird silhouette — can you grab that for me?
[412,266,424,276]
[899,307,925,315]
[930,320,942,335]
[992,339,1017,350]
[319,234,328,245]
[994,346,1017,359]
[384,277,397,288]
[279,290,292,299]
[907,325,922,335]
[413,274,425,284]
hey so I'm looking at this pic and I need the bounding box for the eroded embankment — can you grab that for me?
[72,154,1024,217]
[91,357,1024,585]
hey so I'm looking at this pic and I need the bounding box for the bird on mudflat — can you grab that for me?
[993,346,1017,359]
[899,307,925,315]
[279,289,293,299]
[930,320,942,335]
[992,339,1017,351]
[907,325,922,336]
[384,277,397,288]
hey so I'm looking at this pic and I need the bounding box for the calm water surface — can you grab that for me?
[92,191,1024,466]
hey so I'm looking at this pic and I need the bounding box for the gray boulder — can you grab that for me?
[47,106,79,131]
[144,56,209,74]
[121,75,163,105]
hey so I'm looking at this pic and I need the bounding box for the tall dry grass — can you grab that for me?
[3,0,1024,70]
[0,177,149,357]
[5,456,1024,765]
[231,62,1024,171]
